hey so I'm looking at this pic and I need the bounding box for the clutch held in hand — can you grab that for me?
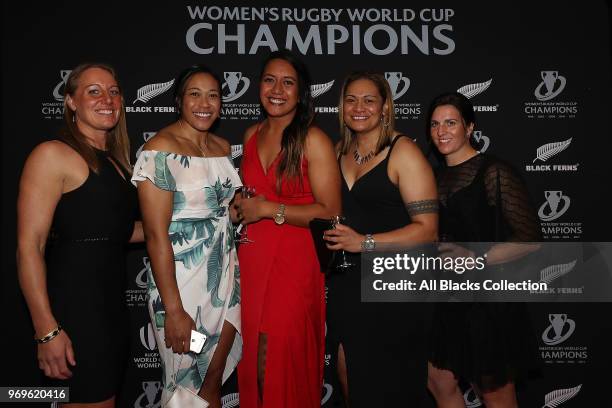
[308,218,335,273]
[190,330,207,353]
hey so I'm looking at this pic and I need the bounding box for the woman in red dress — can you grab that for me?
[236,49,341,407]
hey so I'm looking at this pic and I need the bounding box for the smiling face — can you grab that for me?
[259,58,299,119]
[342,78,388,137]
[430,104,475,164]
[65,67,122,137]
[179,72,220,131]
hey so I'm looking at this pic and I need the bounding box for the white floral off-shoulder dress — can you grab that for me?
[132,150,242,405]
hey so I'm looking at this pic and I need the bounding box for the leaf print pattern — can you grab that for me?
[131,151,241,404]
[207,232,225,307]
[229,262,240,308]
[174,238,206,269]
[169,218,217,247]
[172,191,186,215]
[153,152,177,191]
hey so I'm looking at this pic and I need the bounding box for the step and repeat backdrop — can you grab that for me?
[3,1,612,407]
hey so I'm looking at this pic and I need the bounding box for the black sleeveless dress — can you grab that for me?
[45,146,137,402]
[327,135,431,406]
[429,153,541,391]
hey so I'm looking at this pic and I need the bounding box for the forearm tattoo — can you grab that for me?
[405,199,439,216]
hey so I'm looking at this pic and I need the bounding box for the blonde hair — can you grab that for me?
[62,62,131,174]
[338,71,395,156]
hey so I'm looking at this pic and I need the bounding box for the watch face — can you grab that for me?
[274,214,285,225]
[365,241,375,250]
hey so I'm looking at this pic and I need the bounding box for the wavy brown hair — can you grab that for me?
[61,62,131,174]
[338,71,395,156]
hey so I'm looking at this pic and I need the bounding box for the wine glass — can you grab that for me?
[331,215,354,270]
[237,185,256,244]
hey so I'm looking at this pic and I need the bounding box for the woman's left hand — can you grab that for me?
[324,224,365,253]
[238,195,266,224]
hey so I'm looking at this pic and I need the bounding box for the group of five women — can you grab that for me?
[17,49,540,408]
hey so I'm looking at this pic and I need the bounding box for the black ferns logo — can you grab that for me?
[533,138,572,163]
[311,80,334,98]
[457,78,492,99]
[539,260,577,284]
[133,79,175,104]
[542,384,581,408]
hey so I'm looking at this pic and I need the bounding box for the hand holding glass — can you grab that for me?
[331,215,354,270]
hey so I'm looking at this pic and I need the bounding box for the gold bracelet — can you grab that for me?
[35,325,62,344]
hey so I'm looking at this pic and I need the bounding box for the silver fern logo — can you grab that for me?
[542,384,581,408]
[538,191,570,221]
[231,144,243,160]
[139,323,157,351]
[463,387,482,407]
[535,71,567,101]
[222,72,250,102]
[136,132,157,159]
[384,72,410,100]
[311,80,334,98]
[133,79,175,104]
[53,70,72,101]
[472,131,490,153]
[457,78,492,99]
[542,314,576,345]
[221,392,239,408]
[533,138,572,163]
[134,381,162,408]
[539,260,577,284]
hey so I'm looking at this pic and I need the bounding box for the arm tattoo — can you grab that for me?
[405,199,439,216]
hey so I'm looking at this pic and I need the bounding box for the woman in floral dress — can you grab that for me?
[132,65,241,408]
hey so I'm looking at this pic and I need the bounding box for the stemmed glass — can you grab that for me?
[331,215,354,270]
[236,185,256,244]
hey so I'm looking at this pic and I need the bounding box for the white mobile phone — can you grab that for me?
[190,330,207,353]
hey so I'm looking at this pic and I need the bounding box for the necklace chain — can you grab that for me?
[353,148,375,165]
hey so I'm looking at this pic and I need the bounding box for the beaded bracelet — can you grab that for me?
[35,325,62,344]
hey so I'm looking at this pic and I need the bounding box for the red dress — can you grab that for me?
[238,128,325,407]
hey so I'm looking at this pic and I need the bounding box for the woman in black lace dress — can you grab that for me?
[426,92,540,408]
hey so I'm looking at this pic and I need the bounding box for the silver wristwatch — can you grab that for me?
[274,204,286,225]
[361,234,376,251]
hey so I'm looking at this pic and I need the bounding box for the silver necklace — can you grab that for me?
[353,148,375,165]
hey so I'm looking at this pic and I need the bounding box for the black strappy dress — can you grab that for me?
[327,135,431,406]
[45,146,137,402]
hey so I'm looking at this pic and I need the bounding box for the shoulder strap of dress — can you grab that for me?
[386,134,408,157]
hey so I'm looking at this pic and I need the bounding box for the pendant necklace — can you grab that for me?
[353,148,375,165]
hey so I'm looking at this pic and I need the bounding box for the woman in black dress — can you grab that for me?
[324,72,438,406]
[17,63,142,407]
[426,92,540,408]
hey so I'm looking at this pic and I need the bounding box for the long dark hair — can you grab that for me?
[260,49,314,190]
[62,62,130,174]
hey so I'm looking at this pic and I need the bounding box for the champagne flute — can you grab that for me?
[331,215,354,270]
[237,185,256,244]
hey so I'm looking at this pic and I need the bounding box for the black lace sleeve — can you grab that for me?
[483,160,541,242]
